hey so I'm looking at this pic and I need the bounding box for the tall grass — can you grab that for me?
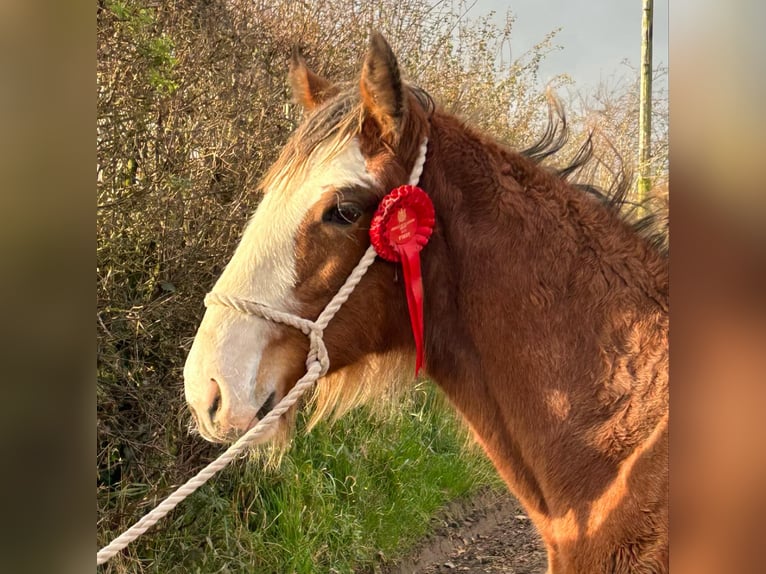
[98,383,502,573]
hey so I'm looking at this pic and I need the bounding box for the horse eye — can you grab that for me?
[323,203,363,225]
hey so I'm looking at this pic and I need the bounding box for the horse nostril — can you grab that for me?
[208,378,222,423]
[256,391,276,420]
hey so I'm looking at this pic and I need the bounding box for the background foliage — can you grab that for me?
[97,0,668,571]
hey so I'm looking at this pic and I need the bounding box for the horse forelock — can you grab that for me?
[260,83,435,199]
[259,87,365,198]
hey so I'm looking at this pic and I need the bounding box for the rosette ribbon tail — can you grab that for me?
[398,241,426,375]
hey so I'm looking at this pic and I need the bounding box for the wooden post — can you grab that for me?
[637,0,654,203]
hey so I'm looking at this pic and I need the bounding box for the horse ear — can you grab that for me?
[289,47,338,112]
[360,32,406,142]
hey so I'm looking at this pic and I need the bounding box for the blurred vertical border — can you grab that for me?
[0,0,94,572]
[671,0,766,572]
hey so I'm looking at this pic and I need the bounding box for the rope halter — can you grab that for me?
[204,137,429,376]
[95,138,428,567]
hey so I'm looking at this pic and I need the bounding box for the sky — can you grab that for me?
[461,0,669,90]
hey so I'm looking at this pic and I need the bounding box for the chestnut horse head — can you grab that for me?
[184,33,669,573]
[184,33,431,443]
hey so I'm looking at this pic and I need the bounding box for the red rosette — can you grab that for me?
[370,185,435,376]
[369,185,435,262]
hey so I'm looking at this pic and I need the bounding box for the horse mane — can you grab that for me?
[264,80,667,256]
[521,98,669,256]
[259,73,669,256]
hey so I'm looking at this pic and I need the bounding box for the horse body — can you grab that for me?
[417,113,668,572]
[184,33,668,573]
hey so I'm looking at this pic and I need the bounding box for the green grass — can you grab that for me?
[98,383,502,573]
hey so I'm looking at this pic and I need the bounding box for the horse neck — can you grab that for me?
[419,113,668,518]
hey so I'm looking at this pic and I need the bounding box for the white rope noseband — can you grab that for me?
[96,138,428,566]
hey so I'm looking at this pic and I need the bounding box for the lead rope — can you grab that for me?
[96,138,428,566]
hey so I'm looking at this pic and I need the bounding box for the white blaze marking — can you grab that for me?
[184,138,376,437]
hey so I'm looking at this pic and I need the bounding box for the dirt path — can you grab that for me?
[382,489,547,573]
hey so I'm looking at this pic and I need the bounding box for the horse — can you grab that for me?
[183,33,668,573]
